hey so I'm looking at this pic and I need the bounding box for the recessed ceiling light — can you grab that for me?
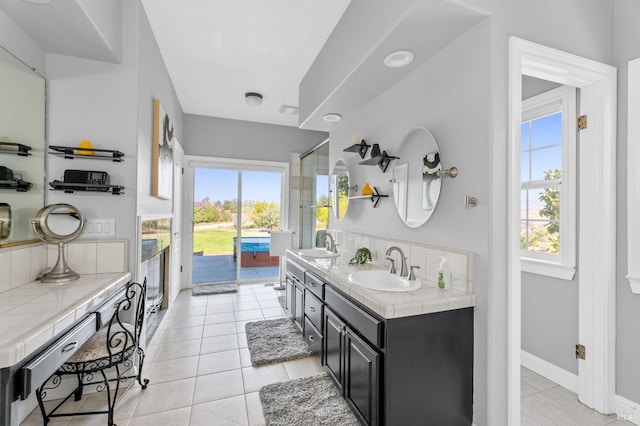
[245,92,263,107]
[22,0,51,4]
[323,113,342,122]
[384,50,414,68]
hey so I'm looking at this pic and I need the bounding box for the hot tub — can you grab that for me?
[233,236,279,267]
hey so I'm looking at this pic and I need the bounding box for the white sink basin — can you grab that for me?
[298,248,340,258]
[348,270,422,292]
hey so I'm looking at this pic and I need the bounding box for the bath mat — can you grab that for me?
[277,296,286,309]
[245,318,312,366]
[259,374,360,426]
[192,282,238,296]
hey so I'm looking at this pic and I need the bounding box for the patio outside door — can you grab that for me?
[192,167,283,284]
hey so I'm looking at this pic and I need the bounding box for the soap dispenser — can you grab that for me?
[438,255,450,290]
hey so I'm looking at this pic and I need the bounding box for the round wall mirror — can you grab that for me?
[391,127,442,227]
[331,159,351,220]
[32,203,86,283]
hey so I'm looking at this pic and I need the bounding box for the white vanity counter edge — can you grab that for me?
[288,251,476,319]
[0,272,132,368]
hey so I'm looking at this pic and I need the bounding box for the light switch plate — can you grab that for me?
[82,219,115,238]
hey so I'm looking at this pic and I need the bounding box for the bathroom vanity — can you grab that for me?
[0,272,131,425]
[286,253,475,426]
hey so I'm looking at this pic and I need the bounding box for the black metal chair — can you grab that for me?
[36,279,150,425]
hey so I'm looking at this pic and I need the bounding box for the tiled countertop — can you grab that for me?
[287,251,476,319]
[0,272,131,368]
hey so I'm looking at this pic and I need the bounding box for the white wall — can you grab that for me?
[613,0,640,406]
[0,8,45,74]
[183,114,326,162]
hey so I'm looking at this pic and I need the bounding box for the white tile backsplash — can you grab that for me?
[0,240,128,293]
[331,230,474,294]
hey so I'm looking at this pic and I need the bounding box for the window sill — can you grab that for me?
[521,258,576,280]
[626,275,640,295]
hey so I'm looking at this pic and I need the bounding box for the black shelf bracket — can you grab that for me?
[343,140,371,159]
[358,143,398,173]
[369,187,388,208]
[49,145,124,162]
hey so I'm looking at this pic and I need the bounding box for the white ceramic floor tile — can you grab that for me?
[148,355,199,384]
[189,395,249,426]
[128,406,191,426]
[198,350,242,376]
[193,369,245,405]
[146,339,202,363]
[133,378,195,418]
[283,356,324,380]
[205,312,236,325]
[241,364,289,393]
[202,321,237,338]
[200,334,239,354]
[245,392,266,426]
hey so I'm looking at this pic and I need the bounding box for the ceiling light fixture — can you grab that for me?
[384,50,414,68]
[245,92,263,107]
[323,113,342,122]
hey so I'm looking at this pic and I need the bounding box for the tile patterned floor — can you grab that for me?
[21,287,636,425]
[521,367,633,426]
[21,284,323,426]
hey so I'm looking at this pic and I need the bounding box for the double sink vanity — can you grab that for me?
[285,247,475,426]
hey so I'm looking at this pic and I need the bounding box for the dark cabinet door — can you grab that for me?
[285,275,295,316]
[345,327,380,426]
[323,308,345,391]
[294,282,304,332]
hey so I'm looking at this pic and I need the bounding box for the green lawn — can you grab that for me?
[193,229,270,255]
[193,229,236,255]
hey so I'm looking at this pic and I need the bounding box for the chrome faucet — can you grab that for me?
[325,233,338,253]
[385,246,408,277]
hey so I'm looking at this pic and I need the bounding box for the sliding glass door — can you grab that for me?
[192,166,283,284]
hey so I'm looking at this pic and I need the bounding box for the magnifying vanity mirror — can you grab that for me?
[331,159,352,220]
[0,44,46,246]
[391,127,442,228]
[32,204,87,283]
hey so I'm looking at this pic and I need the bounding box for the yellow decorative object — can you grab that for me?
[361,183,373,196]
[78,139,94,155]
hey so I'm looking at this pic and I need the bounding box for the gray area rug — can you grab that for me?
[260,374,360,426]
[245,318,312,366]
[192,282,238,296]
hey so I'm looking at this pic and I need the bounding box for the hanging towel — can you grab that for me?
[270,230,294,256]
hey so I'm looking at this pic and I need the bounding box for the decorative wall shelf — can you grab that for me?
[343,140,371,159]
[0,179,32,192]
[49,180,124,195]
[350,186,388,208]
[0,142,31,156]
[48,145,124,162]
[358,143,398,172]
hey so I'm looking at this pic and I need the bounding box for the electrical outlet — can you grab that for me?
[451,272,466,291]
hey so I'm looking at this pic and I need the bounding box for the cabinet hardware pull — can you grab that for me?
[309,307,316,312]
[309,283,316,287]
[309,335,316,342]
[61,341,78,353]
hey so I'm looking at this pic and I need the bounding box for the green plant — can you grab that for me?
[349,247,372,265]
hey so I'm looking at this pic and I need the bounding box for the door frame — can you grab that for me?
[182,155,290,287]
[507,37,617,423]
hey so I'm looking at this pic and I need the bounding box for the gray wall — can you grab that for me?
[614,0,640,405]
[183,114,327,162]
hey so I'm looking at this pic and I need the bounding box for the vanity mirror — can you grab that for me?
[331,159,352,220]
[32,204,86,283]
[0,45,46,246]
[391,127,442,227]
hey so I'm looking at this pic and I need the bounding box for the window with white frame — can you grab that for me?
[520,86,576,280]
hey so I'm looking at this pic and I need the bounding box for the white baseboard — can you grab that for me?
[521,350,578,393]
[615,395,640,425]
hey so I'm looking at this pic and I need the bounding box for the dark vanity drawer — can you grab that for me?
[304,317,323,359]
[20,313,98,399]
[325,286,383,348]
[304,289,323,331]
[95,286,128,328]
[304,271,324,299]
[286,258,305,283]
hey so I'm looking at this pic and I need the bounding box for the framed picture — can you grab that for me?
[152,99,174,199]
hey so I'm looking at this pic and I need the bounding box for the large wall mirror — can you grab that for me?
[0,45,46,247]
[391,127,441,227]
[330,159,350,220]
